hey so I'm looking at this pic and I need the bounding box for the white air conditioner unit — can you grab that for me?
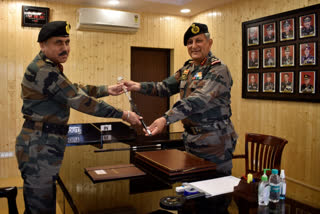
[76,8,140,33]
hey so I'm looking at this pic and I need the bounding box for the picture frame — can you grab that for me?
[299,71,315,94]
[22,5,49,27]
[248,49,259,69]
[280,45,295,67]
[280,18,295,41]
[299,14,316,38]
[263,47,276,68]
[263,22,276,44]
[279,72,294,93]
[263,72,276,92]
[247,26,259,46]
[242,4,320,102]
[247,73,259,92]
[300,42,316,66]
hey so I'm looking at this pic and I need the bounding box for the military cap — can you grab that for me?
[304,74,311,79]
[266,73,272,77]
[184,23,209,46]
[303,16,311,22]
[283,20,290,27]
[38,21,71,42]
[304,44,311,50]
[266,24,273,30]
[284,46,290,52]
[266,49,272,53]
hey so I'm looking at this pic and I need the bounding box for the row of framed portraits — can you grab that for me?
[242,4,320,102]
[247,71,316,94]
[247,13,316,46]
[248,42,316,68]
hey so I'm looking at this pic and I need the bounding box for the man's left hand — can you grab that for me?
[108,83,124,96]
[144,117,166,136]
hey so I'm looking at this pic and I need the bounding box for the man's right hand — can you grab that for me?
[122,111,142,126]
[123,80,141,92]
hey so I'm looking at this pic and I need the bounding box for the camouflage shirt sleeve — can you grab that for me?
[74,84,109,98]
[139,71,181,97]
[165,64,232,124]
[30,65,123,118]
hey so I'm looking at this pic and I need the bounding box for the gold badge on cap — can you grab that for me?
[66,22,70,34]
[191,24,200,34]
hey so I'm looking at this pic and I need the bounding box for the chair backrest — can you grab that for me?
[244,133,288,176]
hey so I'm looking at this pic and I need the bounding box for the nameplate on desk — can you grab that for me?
[102,134,112,141]
[68,125,82,135]
[101,124,112,131]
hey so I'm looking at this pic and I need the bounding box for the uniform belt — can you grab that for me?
[23,120,69,135]
[184,118,231,135]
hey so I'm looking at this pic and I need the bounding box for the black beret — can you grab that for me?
[303,16,311,22]
[38,21,71,42]
[183,23,209,46]
[304,44,311,50]
[283,20,290,27]
[284,46,290,52]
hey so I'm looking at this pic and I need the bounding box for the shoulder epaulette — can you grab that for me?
[44,58,55,66]
[210,57,221,66]
[184,59,193,66]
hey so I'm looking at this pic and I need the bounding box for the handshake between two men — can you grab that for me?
[109,78,166,136]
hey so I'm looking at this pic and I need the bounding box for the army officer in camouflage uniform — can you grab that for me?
[124,23,238,175]
[16,21,141,214]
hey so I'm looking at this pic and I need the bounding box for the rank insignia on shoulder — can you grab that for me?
[181,69,190,80]
[211,59,221,66]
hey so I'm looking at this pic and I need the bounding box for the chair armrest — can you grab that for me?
[232,154,245,159]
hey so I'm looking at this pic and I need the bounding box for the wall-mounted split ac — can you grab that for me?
[76,8,140,33]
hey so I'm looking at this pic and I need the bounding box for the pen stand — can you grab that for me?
[233,178,258,203]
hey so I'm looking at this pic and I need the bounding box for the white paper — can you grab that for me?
[94,170,107,175]
[187,176,240,198]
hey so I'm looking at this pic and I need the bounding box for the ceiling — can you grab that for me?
[46,0,234,17]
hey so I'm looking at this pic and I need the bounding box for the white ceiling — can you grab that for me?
[46,0,234,17]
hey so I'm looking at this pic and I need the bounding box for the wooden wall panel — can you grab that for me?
[0,0,319,208]
[192,0,320,208]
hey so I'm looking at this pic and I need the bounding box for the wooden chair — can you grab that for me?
[0,186,18,214]
[233,133,288,178]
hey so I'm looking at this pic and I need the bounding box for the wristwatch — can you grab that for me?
[163,115,171,126]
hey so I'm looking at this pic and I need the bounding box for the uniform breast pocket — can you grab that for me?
[190,80,200,91]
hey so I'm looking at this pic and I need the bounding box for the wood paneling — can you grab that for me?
[192,0,320,208]
[0,0,319,209]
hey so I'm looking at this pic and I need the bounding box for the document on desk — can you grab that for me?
[188,176,241,198]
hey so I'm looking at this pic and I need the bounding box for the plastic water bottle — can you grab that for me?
[258,169,270,206]
[269,169,280,203]
[280,169,286,200]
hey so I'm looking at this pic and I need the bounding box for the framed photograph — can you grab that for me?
[299,14,316,38]
[263,73,276,92]
[280,72,294,93]
[263,47,276,68]
[263,22,276,43]
[248,73,259,92]
[22,6,49,27]
[299,71,315,94]
[242,4,320,102]
[248,49,259,69]
[280,45,295,67]
[300,43,316,66]
[247,26,259,46]
[280,18,295,41]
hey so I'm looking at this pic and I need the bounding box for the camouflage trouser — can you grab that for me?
[16,127,67,214]
[183,121,238,174]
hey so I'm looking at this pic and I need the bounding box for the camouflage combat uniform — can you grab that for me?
[16,51,123,213]
[139,55,238,174]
